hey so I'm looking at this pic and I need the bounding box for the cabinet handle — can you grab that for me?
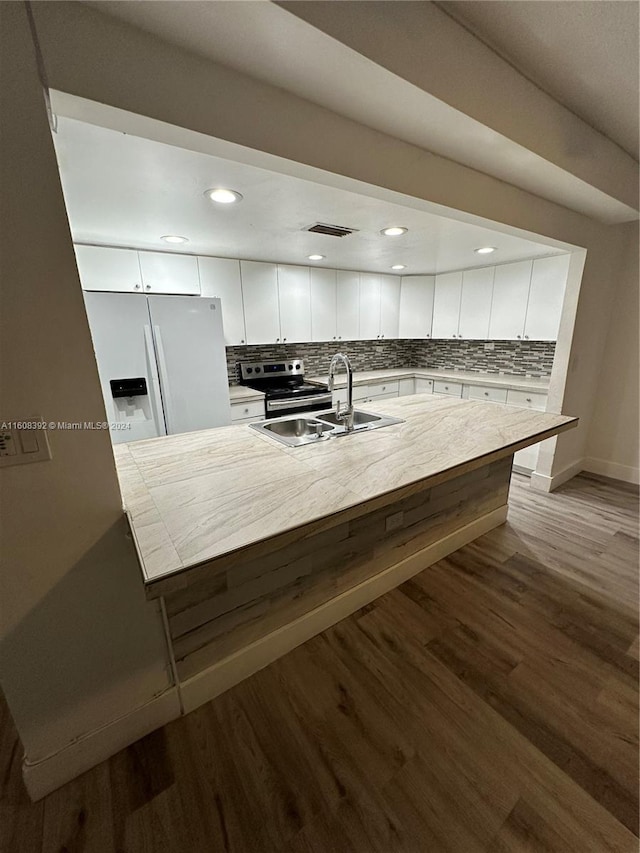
[427,333,430,338]
[517,334,521,339]
[524,335,529,340]
[240,339,245,344]
[484,392,489,396]
[283,337,287,342]
[134,284,141,290]
[244,408,249,414]
[145,285,151,291]
[276,338,280,343]
[338,336,342,340]
[526,397,532,403]
[445,386,449,390]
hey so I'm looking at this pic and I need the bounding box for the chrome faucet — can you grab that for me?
[328,352,354,431]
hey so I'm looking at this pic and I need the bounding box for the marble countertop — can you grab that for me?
[229,385,265,403]
[115,394,576,591]
[307,368,550,394]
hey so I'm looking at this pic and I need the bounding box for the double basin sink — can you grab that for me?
[250,408,404,447]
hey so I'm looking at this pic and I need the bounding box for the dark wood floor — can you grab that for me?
[2,473,638,852]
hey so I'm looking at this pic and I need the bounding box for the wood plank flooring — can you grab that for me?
[1,472,638,852]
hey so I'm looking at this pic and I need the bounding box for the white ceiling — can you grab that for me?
[439,0,640,160]
[53,116,566,275]
[79,0,638,224]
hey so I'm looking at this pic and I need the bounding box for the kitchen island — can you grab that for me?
[115,393,576,711]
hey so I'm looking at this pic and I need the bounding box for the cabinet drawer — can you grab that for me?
[467,384,508,404]
[367,381,399,398]
[433,380,463,397]
[506,390,547,411]
[230,399,265,422]
[415,378,434,394]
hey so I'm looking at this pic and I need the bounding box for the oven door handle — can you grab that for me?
[267,394,332,411]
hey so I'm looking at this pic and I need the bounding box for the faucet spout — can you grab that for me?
[328,352,354,431]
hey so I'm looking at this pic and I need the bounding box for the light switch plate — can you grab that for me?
[0,418,52,467]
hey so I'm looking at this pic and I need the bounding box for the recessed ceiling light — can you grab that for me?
[475,247,496,254]
[308,254,325,261]
[391,264,406,270]
[161,235,189,244]
[381,226,408,237]
[205,188,243,204]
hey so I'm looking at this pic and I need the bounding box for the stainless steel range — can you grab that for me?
[239,359,332,419]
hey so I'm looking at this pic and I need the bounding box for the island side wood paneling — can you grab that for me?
[164,457,512,681]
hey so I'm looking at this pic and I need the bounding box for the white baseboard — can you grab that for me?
[179,505,508,715]
[530,458,584,492]
[22,688,181,801]
[583,457,640,486]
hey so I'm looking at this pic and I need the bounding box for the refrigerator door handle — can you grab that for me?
[152,324,174,434]
[144,324,167,436]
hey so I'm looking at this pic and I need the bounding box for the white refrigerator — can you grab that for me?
[84,292,231,444]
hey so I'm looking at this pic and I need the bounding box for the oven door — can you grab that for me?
[265,393,333,419]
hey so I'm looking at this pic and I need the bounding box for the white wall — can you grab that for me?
[585,222,639,483]
[0,2,176,795]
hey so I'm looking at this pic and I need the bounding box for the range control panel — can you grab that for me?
[240,359,304,381]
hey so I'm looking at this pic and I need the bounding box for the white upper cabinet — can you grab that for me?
[336,271,360,341]
[138,251,201,295]
[277,265,311,343]
[198,257,246,346]
[379,275,401,339]
[488,260,533,340]
[459,267,495,339]
[240,261,281,344]
[399,275,435,339]
[310,268,337,342]
[359,273,381,340]
[74,245,142,292]
[432,271,463,338]
[524,254,569,341]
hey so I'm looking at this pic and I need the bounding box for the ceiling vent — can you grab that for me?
[305,222,359,238]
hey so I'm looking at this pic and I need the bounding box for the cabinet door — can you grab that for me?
[74,245,142,292]
[459,267,494,339]
[138,251,201,295]
[399,275,434,338]
[359,273,381,340]
[310,268,337,342]
[379,275,401,338]
[277,265,311,343]
[336,271,360,341]
[240,261,281,344]
[432,272,463,338]
[488,260,532,340]
[198,257,246,345]
[524,255,569,341]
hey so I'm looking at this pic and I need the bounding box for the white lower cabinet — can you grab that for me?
[415,378,434,394]
[398,378,415,397]
[466,384,508,404]
[230,399,265,423]
[366,380,399,400]
[506,389,548,410]
[433,380,463,397]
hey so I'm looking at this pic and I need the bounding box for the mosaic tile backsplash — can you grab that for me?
[226,339,555,384]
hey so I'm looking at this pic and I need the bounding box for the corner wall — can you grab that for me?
[585,222,639,483]
[0,3,177,798]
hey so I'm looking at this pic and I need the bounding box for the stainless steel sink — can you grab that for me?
[315,410,382,427]
[250,409,403,447]
[253,417,333,447]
